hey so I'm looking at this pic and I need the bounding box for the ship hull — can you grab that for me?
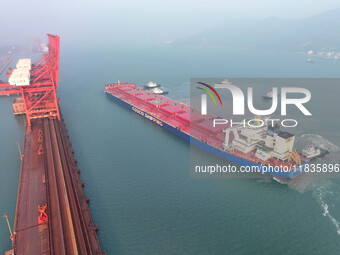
[105,91,307,179]
[144,85,160,89]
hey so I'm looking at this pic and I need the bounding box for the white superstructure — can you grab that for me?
[223,120,267,153]
[255,129,295,161]
[223,118,296,162]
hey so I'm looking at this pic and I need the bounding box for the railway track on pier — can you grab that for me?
[11,113,104,255]
[43,118,103,254]
[3,35,104,254]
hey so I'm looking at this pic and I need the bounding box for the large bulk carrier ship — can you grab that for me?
[105,82,309,179]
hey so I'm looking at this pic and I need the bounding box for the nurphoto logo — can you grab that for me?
[196,81,312,128]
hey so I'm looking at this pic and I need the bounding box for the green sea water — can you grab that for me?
[1,44,340,254]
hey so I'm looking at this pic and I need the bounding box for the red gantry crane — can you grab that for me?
[0,34,60,128]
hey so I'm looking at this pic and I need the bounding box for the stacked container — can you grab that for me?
[8,59,32,86]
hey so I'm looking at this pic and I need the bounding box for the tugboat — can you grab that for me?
[144,81,160,89]
[301,141,329,160]
[150,87,168,95]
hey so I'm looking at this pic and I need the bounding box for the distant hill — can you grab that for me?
[175,9,340,53]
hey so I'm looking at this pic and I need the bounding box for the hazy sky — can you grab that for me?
[1,0,339,46]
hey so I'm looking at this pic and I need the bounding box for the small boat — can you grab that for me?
[220,78,235,85]
[150,87,168,95]
[215,78,235,88]
[144,81,160,89]
[307,58,315,63]
[263,91,273,99]
[301,141,329,160]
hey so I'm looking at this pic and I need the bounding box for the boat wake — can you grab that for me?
[314,185,340,235]
[301,134,339,152]
[287,176,340,235]
[272,177,290,185]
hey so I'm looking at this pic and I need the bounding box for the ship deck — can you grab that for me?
[106,83,225,144]
[105,82,308,170]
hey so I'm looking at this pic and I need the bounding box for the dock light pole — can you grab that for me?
[3,214,13,241]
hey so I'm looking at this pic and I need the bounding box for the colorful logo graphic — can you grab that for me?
[196,81,311,118]
[196,82,223,106]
